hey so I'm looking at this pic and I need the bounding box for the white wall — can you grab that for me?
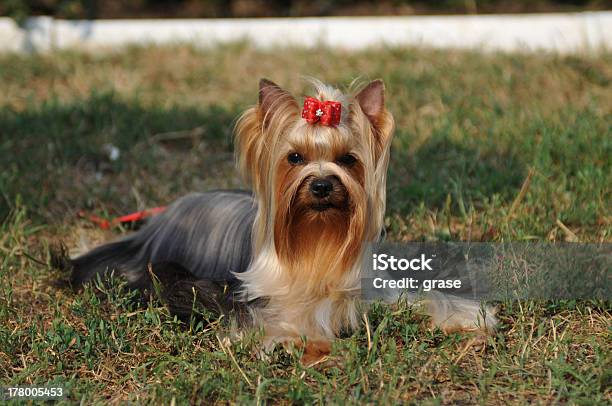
[0,12,610,54]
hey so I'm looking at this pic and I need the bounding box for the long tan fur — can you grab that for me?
[234,79,394,345]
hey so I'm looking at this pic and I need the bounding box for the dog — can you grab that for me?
[67,78,496,363]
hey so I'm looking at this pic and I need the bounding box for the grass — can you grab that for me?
[0,44,610,404]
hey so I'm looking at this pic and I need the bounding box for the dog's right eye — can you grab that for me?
[337,154,357,166]
[287,152,304,165]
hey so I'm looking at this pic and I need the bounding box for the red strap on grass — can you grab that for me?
[79,206,167,229]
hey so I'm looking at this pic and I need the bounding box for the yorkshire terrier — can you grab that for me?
[68,78,496,363]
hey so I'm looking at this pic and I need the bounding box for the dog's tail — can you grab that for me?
[52,235,147,289]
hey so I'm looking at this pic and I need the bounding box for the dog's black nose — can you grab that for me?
[310,178,333,198]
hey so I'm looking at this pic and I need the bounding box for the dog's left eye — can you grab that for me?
[287,152,304,165]
[337,154,357,166]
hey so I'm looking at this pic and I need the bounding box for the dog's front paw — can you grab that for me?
[300,339,332,366]
[266,335,332,365]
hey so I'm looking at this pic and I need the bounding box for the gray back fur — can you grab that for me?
[71,190,256,285]
[136,190,255,280]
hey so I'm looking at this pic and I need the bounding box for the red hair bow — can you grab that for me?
[301,97,342,126]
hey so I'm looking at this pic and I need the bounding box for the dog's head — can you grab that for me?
[235,78,394,274]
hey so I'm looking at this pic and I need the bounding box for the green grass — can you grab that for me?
[0,44,610,404]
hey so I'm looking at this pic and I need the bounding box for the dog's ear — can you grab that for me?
[355,79,394,156]
[258,78,280,110]
[356,79,385,128]
[258,78,298,126]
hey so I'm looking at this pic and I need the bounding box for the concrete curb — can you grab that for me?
[0,12,610,53]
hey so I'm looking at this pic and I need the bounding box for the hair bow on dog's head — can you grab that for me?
[301,97,342,126]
